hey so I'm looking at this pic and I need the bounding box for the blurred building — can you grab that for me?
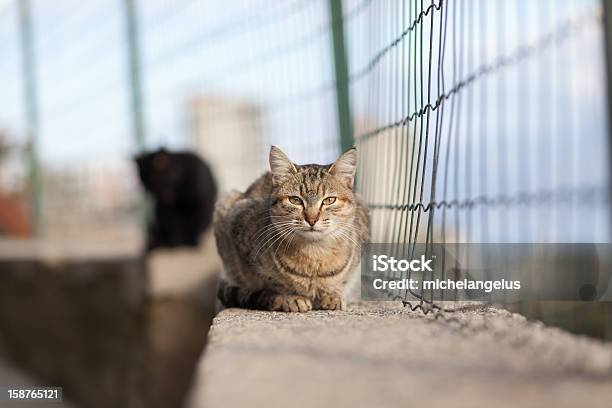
[41,160,141,241]
[188,96,266,193]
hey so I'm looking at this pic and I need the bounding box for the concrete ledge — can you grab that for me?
[189,302,612,408]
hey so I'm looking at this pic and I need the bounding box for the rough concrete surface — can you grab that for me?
[188,302,612,408]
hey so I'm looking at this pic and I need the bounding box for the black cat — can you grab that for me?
[135,148,217,251]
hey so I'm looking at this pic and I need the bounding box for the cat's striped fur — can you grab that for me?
[214,146,369,312]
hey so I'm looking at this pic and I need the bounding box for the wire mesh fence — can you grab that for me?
[348,0,610,311]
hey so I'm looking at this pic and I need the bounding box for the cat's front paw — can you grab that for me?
[269,295,312,313]
[315,293,345,311]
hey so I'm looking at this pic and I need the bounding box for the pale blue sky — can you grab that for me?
[0,0,603,167]
[0,0,339,166]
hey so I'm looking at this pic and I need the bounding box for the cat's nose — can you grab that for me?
[305,216,318,226]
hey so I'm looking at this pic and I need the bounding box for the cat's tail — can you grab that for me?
[217,280,270,310]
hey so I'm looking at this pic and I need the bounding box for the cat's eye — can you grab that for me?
[322,197,337,205]
[288,196,303,205]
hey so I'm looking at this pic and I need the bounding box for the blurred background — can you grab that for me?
[0,0,343,244]
[0,0,611,407]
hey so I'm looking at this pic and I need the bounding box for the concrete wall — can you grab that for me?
[0,257,147,408]
[188,302,612,408]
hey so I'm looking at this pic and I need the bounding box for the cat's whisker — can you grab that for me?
[274,229,295,258]
[252,231,284,260]
[262,226,295,259]
[333,226,362,250]
[281,229,296,255]
[330,228,361,253]
[334,229,360,248]
[253,222,294,237]
[329,230,344,244]
[252,224,295,259]
[251,225,289,253]
[252,224,293,249]
[336,224,361,241]
[330,220,362,228]
[328,222,360,235]
[252,230,287,251]
[251,221,296,243]
[330,222,363,237]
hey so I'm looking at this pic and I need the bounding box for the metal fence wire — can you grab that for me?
[348,0,610,312]
[0,0,610,317]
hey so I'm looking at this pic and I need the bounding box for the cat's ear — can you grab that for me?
[269,146,297,185]
[329,147,357,189]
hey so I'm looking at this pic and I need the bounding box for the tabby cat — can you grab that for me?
[214,146,369,312]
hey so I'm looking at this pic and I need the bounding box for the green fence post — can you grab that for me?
[17,0,41,235]
[124,0,146,152]
[329,0,354,151]
[603,0,612,338]
[123,0,149,241]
